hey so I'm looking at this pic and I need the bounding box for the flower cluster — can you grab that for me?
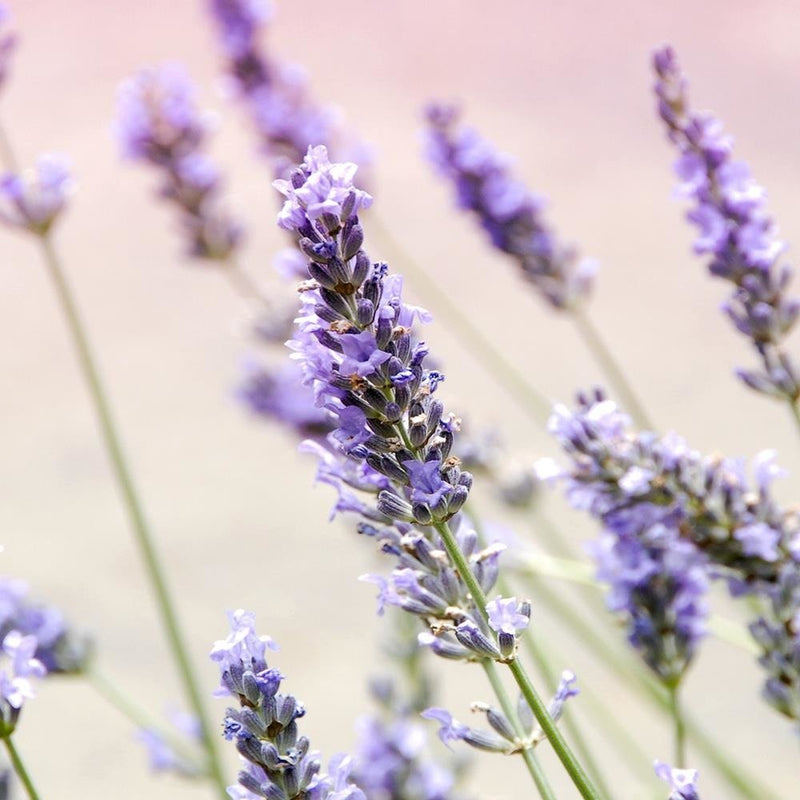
[0,630,46,734]
[542,389,800,718]
[211,610,364,800]
[208,0,368,179]
[0,577,87,675]
[424,104,595,310]
[0,154,73,236]
[115,63,242,261]
[654,45,800,402]
[277,145,533,666]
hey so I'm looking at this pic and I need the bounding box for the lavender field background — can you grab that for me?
[2,1,800,797]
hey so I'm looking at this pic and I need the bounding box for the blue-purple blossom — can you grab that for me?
[424,104,595,310]
[352,713,461,800]
[207,0,370,180]
[0,154,73,235]
[545,388,800,715]
[115,63,242,261]
[486,597,530,636]
[136,708,202,777]
[654,760,700,800]
[654,45,800,402]
[211,613,365,800]
[0,629,46,731]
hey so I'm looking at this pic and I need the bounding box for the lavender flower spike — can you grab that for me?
[208,0,370,179]
[0,4,16,94]
[424,104,595,310]
[115,63,242,261]
[211,611,365,800]
[654,45,800,403]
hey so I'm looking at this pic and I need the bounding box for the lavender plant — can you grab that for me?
[654,45,800,415]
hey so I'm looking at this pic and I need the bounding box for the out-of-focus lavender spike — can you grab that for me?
[0,577,88,675]
[0,154,73,235]
[542,389,800,722]
[424,104,595,311]
[0,630,46,734]
[654,45,800,404]
[0,4,17,94]
[136,707,203,778]
[211,611,365,800]
[115,63,242,262]
[207,0,371,180]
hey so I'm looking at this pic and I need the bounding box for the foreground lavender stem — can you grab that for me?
[1,736,39,800]
[424,105,652,429]
[654,46,800,414]
[276,146,600,800]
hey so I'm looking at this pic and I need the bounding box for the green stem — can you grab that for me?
[223,260,267,306]
[482,660,556,800]
[572,307,654,430]
[669,682,687,769]
[368,215,552,423]
[38,235,228,797]
[86,669,205,772]
[788,399,800,439]
[2,735,40,800]
[432,520,602,800]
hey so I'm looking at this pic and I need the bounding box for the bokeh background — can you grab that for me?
[2,1,800,797]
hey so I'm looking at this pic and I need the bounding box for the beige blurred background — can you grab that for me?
[1,0,800,797]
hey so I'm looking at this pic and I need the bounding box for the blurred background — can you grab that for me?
[1,0,799,797]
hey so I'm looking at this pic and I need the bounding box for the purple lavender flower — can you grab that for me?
[0,154,73,236]
[654,760,700,800]
[654,45,800,403]
[135,708,202,777]
[211,612,365,800]
[115,63,242,261]
[424,104,595,310]
[207,0,369,180]
[545,388,800,717]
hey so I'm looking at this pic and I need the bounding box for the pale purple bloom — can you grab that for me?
[486,597,530,636]
[0,4,15,92]
[654,45,800,402]
[421,709,470,749]
[654,760,700,800]
[115,63,242,260]
[547,671,579,722]
[0,154,73,235]
[405,460,451,508]
[135,709,202,777]
[424,103,595,310]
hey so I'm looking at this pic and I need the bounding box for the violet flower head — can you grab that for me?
[207,0,369,180]
[654,760,700,800]
[211,612,365,800]
[136,707,202,777]
[424,103,595,310]
[0,154,73,236]
[0,629,46,733]
[115,63,242,261]
[654,45,800,403]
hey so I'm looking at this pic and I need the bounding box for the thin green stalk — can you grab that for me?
[432,519,602,800]
[788,399,800,439]
[572,307,654,430]
[368,215,552,423]
[2,735,40,800]
[38,234,227,797]
[482,659,556,800]
[87,669,205,772]
[668,683,687,769]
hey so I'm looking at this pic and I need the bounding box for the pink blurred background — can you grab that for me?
[1,1,800,797]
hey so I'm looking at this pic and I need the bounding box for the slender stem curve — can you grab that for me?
[482,659,556,800]
[572,307,654,430]
[669,682,687,769]
[2,735,40,800]
[37,234,227,797]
